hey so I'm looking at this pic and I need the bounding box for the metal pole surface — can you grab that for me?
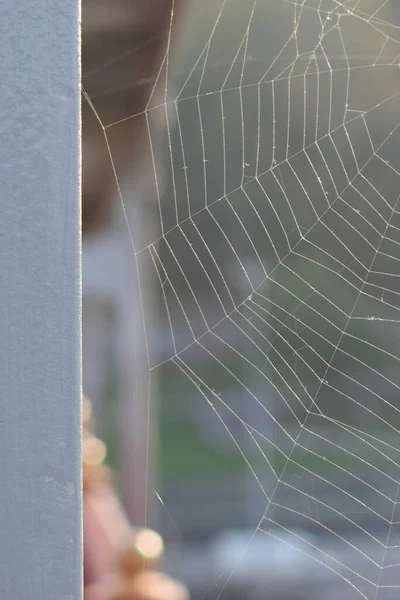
[0,2,82,597]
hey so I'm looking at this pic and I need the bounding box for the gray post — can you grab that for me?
[0,2,82,598]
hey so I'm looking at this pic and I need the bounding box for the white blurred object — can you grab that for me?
[82,84,175,526]
[209,528,341,600]
[82,218,150,524]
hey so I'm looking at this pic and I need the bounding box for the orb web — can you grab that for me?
[84,1,400,598]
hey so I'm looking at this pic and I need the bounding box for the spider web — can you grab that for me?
[84,0,400,598]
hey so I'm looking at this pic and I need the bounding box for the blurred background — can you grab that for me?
[81,1,400,598]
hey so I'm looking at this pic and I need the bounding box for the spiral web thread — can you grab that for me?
[85,0,400,598]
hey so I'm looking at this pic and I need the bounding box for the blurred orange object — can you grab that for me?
[83,396,189,600]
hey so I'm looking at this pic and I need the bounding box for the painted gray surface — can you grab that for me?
[0,2,82,598]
